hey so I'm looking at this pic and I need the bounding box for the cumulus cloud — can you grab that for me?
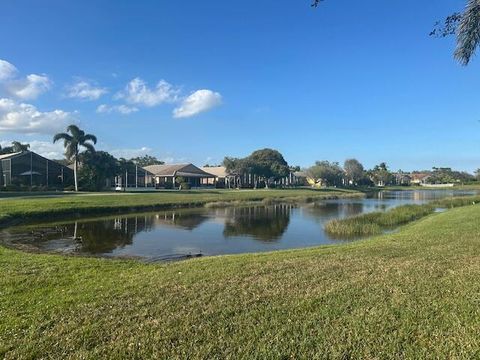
[0,60,18,81]
[110,146,152,159]
[96,104,138,115]
[0,60,51,100]
[116,77,179,107]
[7,74,51,100]
[173,89,222,118]
[66,80,107,100]
[0,98,73,135]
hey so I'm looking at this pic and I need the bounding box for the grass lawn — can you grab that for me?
[0,188,361,226]
[1,204,480,358]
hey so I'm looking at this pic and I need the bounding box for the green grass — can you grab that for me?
[2,204,480,358]
[0,188,361,226]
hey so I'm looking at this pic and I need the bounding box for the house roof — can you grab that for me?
[200,166,228,178]
[144,163,215,178]
[0,151,23,160]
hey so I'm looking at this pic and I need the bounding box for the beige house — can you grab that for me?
[200,166,233,187]
[144,163,215,188]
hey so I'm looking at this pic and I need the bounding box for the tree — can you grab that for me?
[475,169,480,181]
[53,125,97,192]
[223,149,290,188]
[248,149,290,186]
[0,141,29,154]
[313,0,480,65]
[130,155,164,167]
[343,158,364,186]
[78,151,118,191]
[306,161,344,187]
[11,141,30,152]
[369,162,394,187]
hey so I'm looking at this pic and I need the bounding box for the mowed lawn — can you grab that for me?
[0,188,360,225]
[1,205,480,358]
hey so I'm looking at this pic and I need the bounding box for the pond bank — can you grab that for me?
[2,204,480,358]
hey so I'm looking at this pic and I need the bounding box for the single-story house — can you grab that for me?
[410,173,430,185]
[144,163,215,188]
[0,151,73,188]
[200,166,236,188]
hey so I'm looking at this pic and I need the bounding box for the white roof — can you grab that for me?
[0,151,22,160]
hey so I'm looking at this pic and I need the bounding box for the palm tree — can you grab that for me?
[53,125,97,191]
[11,141,30,153]
[455,0,480,65]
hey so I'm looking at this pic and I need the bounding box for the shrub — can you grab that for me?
[164,182,174,190]
[179,182,190,190]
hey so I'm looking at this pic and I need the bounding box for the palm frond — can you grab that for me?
[81,142,96,154]
[53,133,72,143]
[83,134,98,144]
[455,0,480,65]
[66,124,83,139]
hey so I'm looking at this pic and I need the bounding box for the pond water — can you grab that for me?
[1,189,477,261]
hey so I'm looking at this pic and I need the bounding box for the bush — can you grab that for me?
[179,182,190,190]
[164,182,174,190]
[0,184,20,191]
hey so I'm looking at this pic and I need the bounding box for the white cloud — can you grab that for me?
[7,74,51,100]
[29,140,66,159]
[0,60,18,81]
[0,59,51,100]
[96,104,138,115]
[110,146,152,159]
[0,98,73,135]
[66,80,107,100]
[173,89,222,118]
[116,77,179,107]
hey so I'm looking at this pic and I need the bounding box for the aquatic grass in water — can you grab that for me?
[325,204,437,237]
[325,196,480,238]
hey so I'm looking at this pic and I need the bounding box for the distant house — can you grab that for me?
[200,166,236,188]
[410,173,430,185]
[393,172,412,186]
[293,171,310,186]
[0,151,73,188]
[144,163,215,188]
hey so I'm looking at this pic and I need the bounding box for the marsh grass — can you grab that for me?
[325,195,480,238]
[325,204,439,237]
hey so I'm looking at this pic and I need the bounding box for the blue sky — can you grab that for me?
[0,0,479,171]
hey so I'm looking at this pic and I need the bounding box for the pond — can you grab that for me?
[1,189,477,261]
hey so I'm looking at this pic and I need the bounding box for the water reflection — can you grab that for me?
[1,189,478,260]
[223,204,292,241]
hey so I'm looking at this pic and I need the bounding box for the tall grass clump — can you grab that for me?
[325,204,436,238]
[432,195,480,209]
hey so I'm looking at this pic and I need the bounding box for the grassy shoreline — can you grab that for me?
[0,188,362,227]
[2,204,480,358]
